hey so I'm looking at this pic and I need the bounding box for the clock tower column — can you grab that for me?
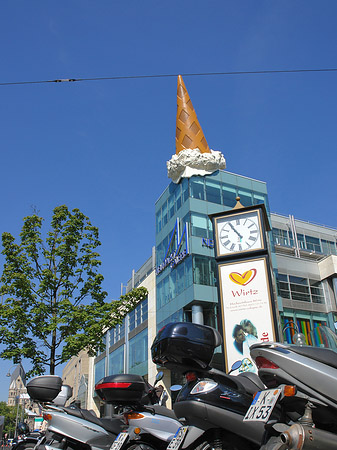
[210,198,280,373]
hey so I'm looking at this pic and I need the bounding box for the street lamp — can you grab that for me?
[6,365,17,378]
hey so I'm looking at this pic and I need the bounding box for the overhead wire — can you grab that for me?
[0,67,337,86]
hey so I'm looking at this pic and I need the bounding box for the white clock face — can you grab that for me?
[216,211,262,254]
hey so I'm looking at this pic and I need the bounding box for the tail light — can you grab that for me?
[95,382,131,389]
[185,372,197,382]
[43,413,52,421]
[255,356,279,369]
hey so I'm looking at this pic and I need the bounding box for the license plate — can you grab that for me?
[110,432,129,450]
[167,426,189,450]
[243,388,282,422]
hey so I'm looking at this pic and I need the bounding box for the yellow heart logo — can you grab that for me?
[229,269,257,286]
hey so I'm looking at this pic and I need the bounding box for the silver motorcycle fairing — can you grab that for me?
[46,410,116,448]
[250,343,337,408]
[128,410,181,441]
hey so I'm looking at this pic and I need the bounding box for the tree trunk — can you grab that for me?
[50,330,56,375]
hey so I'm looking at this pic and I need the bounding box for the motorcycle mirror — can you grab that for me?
[170,385,182,392]
[154,371,164,385]
[156,371,164,380]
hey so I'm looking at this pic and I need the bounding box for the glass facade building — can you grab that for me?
[94,169,337,411]
[154,169,337,351]
[155,170,271,332]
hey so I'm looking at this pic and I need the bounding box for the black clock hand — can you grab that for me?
[228,222,243,239]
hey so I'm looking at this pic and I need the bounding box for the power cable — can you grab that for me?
[0,67,337,86]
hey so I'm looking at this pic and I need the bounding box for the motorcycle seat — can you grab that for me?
[236,372,265,395]
[63,407,124,434]
[100,416,125,434]
[151,404,179,420]
[207,367,264,396]
[290,345,337,370]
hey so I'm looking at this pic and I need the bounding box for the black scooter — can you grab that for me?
[10,423,43,450]
[151,322,269,450]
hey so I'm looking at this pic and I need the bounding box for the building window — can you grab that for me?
[168,194,175,220]
[272,228,293,247]
[129,328,148,374]
[191,213,208,239]
[109,321,125,346]
[157,309,184,331]
[281,314,327,346]
[176,260,185,295]
[321,239,337,255]
[182,178,189,203]
[309,280,325,304]
[95,358,106,384]
[277,274,325,304]
[190,178,205,200]
[193,255,216,287]
[221,184,237,208]
[162,201,168,227]
[205,179,222,204]
[253,193,267,206]
[97,333,107,356]
[305,236,322,253]
[109,345,124,375]
[175,184,182,211]
[129,299,148,332]
[156,235,169,267]
[237,189,253,207]
[156,258,192,309]
[289,275,310,301]
[296,234,306,249]
[273,228,336,256]
[156,210,162,233]
[277,273,290,299]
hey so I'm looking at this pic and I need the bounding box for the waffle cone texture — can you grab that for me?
[176,75,210,155]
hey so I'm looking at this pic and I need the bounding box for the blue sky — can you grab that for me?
[1,0,336,400]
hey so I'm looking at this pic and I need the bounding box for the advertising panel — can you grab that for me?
[218,256,276,373]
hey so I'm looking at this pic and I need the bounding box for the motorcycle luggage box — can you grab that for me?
[95,374,147,405]
[27,375,62,402]
[151,322,222,371]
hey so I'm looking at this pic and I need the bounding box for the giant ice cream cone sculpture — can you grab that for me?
[176,75,210,154]
[167,75,226,184]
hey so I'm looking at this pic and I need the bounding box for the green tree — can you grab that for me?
[0,401,21,438]
[0,205,147,377]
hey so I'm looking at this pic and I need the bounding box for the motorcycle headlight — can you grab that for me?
[190,380,218,395]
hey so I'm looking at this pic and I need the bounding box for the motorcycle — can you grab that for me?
[28,372,194,450]
[27,375,125,450]
[10,423,43,450]
[247,336,337,449]
[95,372,204,450]
[151,321,269,450]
